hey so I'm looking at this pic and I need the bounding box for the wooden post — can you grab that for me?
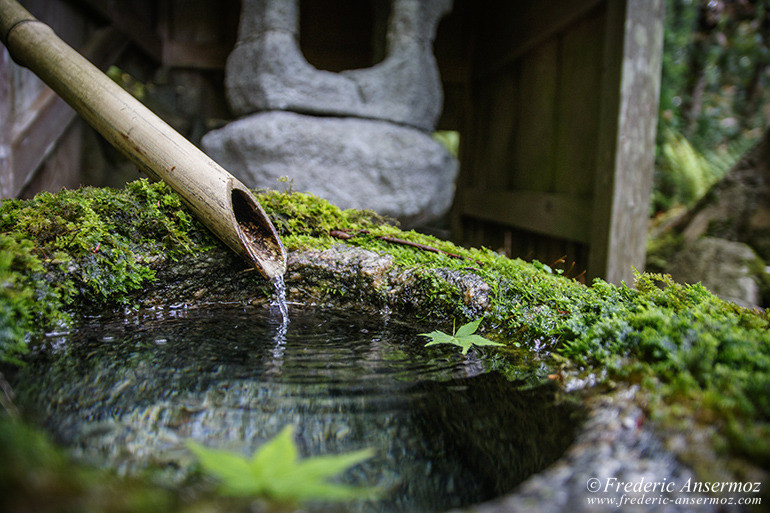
[589,0,664,284]
[0,46,12,197]
[0,0,286,279]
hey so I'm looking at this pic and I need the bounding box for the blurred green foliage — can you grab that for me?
[654,0,769,213]
[432,130,460,157]
[0,414,178,513]
[653,130,752,210]
[187,425,376,504]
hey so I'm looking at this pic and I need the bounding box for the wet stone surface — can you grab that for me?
[12,243,753,512]
[464,386,730,513]
[14,304,581,513]
[142,245,492,319]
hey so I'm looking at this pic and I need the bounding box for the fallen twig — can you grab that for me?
[330,229,482,266]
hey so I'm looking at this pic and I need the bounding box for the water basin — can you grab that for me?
[14,304,583,513]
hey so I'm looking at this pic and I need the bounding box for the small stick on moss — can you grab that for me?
[376,235,464,260]
[330,229,482,266]
[329,230,356,240]
[61,227,83,248]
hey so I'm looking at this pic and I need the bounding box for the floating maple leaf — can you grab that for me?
[420,318,504,355]
[187,425,377,504]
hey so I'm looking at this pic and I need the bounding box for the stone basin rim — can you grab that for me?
[16,243,719,513]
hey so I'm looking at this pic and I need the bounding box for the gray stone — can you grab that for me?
[288,245,492,318]
[225,0,451,131]
[467,386,721,513]
[666,237,762,308]
[202,111,459,226]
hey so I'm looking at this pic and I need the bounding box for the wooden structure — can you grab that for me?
[0,0,123,197]
[0,0,238,198]
[440,0,664,284]
[0,0,663,284]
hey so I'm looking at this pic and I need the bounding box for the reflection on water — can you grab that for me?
[15,305,582,513]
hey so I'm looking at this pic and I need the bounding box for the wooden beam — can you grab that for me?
[474,0,604,79]
[589,0,664,284]
[69,0,162,61]
[0,48,13,196]
[7,26,127,196]
[160,39,230,70]
[460,188,593,243]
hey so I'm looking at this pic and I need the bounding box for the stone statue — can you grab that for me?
[202,0,458,226]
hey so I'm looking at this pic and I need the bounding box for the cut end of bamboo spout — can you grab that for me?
[230,184,287,280]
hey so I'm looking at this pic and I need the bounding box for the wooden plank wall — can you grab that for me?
[1,0,86,197]
[1,0,238,199]
[451,0,663,284]
[0,0,127,198]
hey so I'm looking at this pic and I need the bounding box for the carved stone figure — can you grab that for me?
[203,0,457,226]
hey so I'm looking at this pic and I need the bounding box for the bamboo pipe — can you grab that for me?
[0,0,286,279]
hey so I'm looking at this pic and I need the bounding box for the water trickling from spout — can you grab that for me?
[270,276,289,367]
[271,274,290,328]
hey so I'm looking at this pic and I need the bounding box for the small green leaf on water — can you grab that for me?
[454,318,482,338]
[186,425,378,504]
[420,319,504,355]
[186,441,256,496]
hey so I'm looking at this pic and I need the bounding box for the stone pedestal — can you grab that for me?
[202,112,458,227]
[203,0,457,226]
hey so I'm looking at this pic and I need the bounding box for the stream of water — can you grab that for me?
[272,274,290,327]
[14,304,582,513]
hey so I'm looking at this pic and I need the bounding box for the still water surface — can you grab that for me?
[16,304,581,513]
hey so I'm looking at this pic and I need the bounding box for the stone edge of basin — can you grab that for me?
[140,244,724,513]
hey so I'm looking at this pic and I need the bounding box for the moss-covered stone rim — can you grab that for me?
[1,180,768,493]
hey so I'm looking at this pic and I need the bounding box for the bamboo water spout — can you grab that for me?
[0,0,286,279]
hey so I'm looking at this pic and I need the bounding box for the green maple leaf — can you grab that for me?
[420,318,504,355]
[186,425,377,504]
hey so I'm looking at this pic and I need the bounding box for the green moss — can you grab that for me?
[0,236,50,364]
[259,191,770,469]
[0,180,209,363]
[258,189,388,247]
[0,413,218,513]
[3,186,770,474]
